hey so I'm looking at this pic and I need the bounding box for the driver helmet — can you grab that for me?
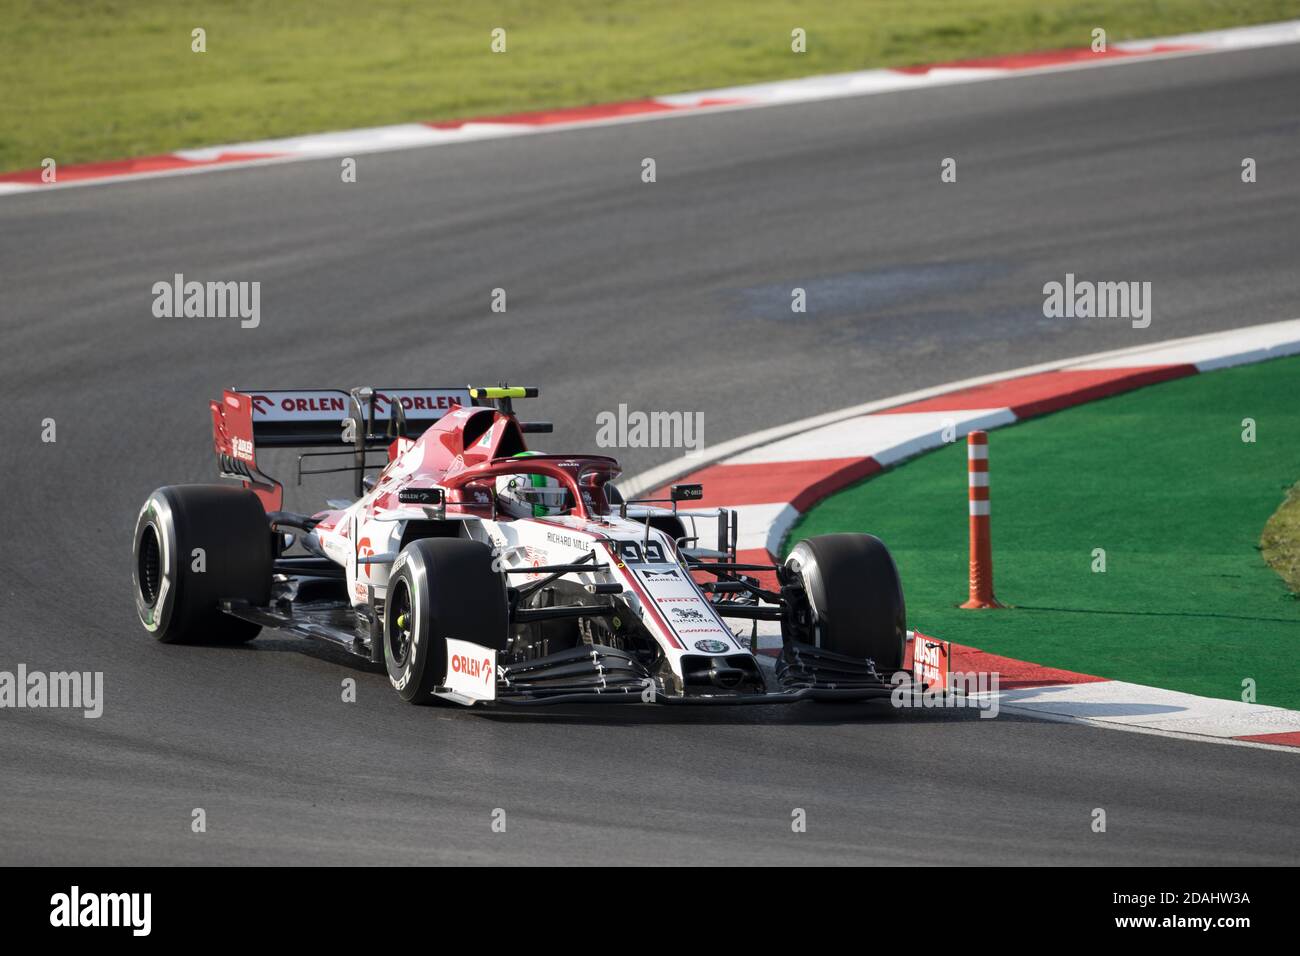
[496,451,568,518]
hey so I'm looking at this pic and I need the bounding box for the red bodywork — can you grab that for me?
[365,403,621,520]
[209,394,622,523]
[210,390,283,511]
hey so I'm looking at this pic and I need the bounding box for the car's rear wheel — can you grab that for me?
[784,533,906,672]
[383,538,509,704]
[132,485,272,644]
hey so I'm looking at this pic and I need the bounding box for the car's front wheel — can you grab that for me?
[383,538,509,704]
[784,533,906,672]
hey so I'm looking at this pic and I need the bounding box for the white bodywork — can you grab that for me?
[310,469,747,682]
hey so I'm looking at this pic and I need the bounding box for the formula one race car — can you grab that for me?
[132,385,948,705]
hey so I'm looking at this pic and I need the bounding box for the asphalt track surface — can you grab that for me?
[3,44,1300,865]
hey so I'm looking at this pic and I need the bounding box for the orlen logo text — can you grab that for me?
[450,653,493,684]
[252,393,346,415]
[375,392,459,413]
[249,391,464,418]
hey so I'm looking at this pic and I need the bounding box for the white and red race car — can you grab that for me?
[132,385,948,706]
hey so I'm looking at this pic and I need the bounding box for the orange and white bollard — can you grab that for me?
[960,430,1004,609]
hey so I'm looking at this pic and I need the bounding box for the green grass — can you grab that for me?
[4,0,1300,171]
[788,355,1300,710]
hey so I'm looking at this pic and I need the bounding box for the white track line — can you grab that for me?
[4,19,1299,196]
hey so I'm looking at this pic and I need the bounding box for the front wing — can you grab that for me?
[441,630,950,707]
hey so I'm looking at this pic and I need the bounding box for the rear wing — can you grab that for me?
[221,387,472,447]
[211,387,472,509]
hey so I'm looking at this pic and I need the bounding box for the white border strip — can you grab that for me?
[622,318,1300,496]
[4,19,1299,197]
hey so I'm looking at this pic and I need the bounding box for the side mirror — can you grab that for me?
[620,482,704,519]
[671,483,703,502]
[399,485,446,518]
[398,486,444,506]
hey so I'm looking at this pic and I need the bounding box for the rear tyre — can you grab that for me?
[383,538,509,704]
[785,533,906,672]
[133,485,272,644]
